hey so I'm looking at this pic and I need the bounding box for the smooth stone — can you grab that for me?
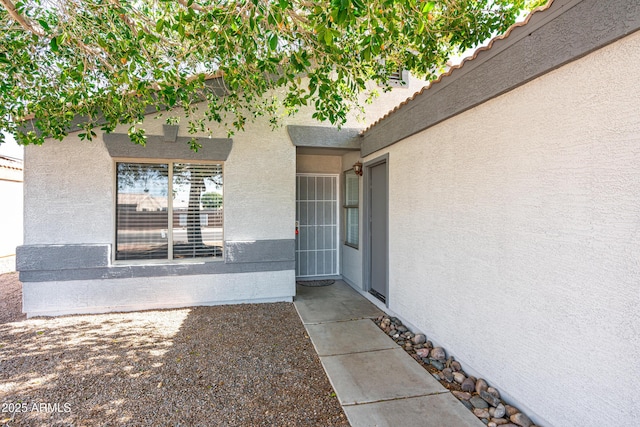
[489,407,496,417]
[510,413,533,427]
[461,377,476,392]
[505,405,520,418]
[452,391,472,400]
[451,360,462,371]
[494,403,506,419]
[487,387,501,399]
[397,325,408,332]
[429,359,444,371]
[412,333,426,345]
[415,348,430,358]
[491,419,509,426]
[476,378,489,395]
[430,347,446,361]
[474,408,491,419]
[425,340,433,349]
[460,399,474,411]
[432,373,441,381]
[481,390,501,407]
[442,368,454,383]
[388,330,397,336]
[453,372,466,384]
[488,423,497,427]
[470,395,490,409]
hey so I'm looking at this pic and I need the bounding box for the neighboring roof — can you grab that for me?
[0,155,23,182]
[117,193,167,211]
[360,0,640,157]
[362,0,555,135]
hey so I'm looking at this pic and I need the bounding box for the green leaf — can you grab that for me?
[422,1,435,13]
[269,33,278,50]
[323,29,333,45]
[37,19,50,31]
[49,36,58,53]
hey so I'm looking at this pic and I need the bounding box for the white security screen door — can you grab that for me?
[295,174,339,277]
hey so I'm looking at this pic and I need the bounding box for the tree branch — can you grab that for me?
[0,0,45,36]
[175,0,206,12]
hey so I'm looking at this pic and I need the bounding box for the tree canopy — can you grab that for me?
[0,0,544,147]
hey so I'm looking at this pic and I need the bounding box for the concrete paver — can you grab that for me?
[304,318,397,356]
[294,281,484,427]
[295,290,382,324]
[321,347,447,405]
[343,393,486,427]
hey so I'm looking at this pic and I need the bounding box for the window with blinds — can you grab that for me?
[344,169,359,248]
[115,161,223,261]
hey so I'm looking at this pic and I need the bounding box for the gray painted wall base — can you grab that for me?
[17,240,295,282]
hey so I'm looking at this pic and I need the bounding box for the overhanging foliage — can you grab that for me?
[0,0,540,147]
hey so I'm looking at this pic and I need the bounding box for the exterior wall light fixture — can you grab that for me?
[353,161,363,176]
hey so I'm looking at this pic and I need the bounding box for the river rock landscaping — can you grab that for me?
[374,315,540,427]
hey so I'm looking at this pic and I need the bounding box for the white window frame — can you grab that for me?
[344,169,359,249]
[113,158,224,264]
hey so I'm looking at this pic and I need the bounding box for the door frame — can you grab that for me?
[295,173,341,278]
[362,154,389,306]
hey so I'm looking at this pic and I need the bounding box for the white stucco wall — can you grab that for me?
[367,32,640,426]
[24,136,114,244]
[23,115,298,245]
[23,269,295,317]
[340,150,363,289]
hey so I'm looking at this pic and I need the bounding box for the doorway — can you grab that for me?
[364,156,388,303]
[295,174,339,277]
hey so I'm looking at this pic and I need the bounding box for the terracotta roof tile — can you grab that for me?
[0,156,23,182]
[0,155,23,171]
[362,1,555,134]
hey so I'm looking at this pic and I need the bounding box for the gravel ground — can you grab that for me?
[0,273,348,426]
[0,273,25,324]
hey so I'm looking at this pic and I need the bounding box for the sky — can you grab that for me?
[0,133,23,160]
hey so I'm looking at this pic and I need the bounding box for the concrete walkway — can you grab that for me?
[294,280,484,427]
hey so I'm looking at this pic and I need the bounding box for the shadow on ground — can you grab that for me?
[0,276,348,426]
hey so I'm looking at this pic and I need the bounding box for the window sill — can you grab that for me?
[112,257,224,266]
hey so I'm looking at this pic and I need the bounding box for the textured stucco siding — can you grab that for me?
[22,269,295,317]
[340,151,363,289]
[370,31,640,427]
[23,111,298,245]
[24,137,114,245]
[21,109,299,314]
